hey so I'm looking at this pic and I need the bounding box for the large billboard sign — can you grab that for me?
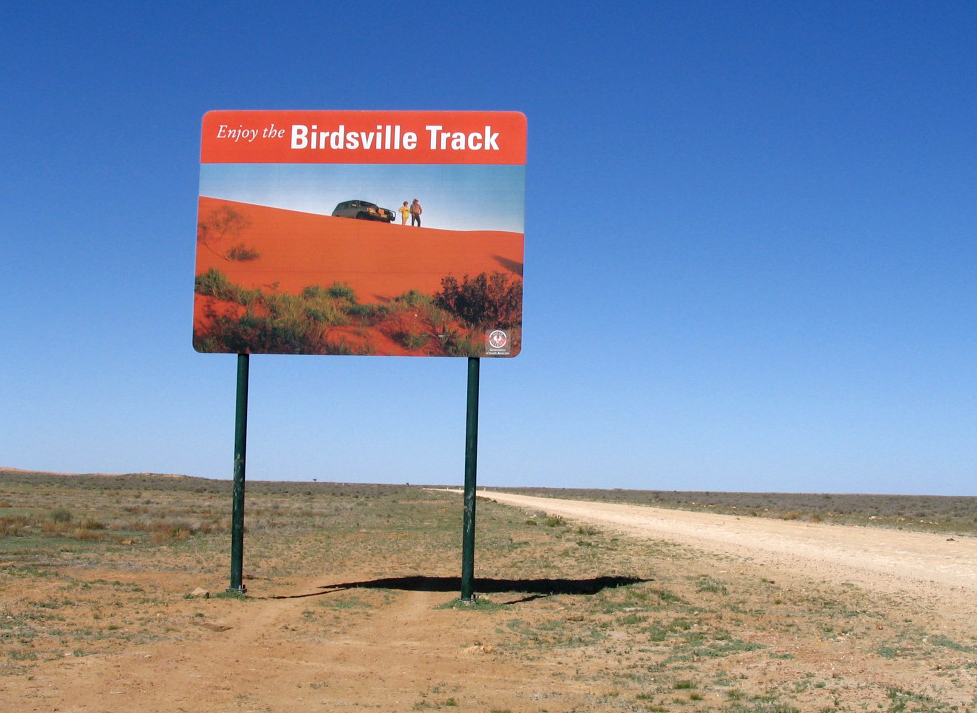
[193,111,526,357]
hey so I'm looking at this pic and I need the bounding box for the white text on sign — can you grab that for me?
[290,125,500,152]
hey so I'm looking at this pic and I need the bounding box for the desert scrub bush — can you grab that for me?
[390,289,431,309]
[41,520,68,536]
[324,282,357,301]
[435,272,522,327]
[390,325,429,351]
[150,523,193,544]
[49,508,73,523]
[195,277,388,354]
[124,517,216,541]
[324,336,376,356]
[194,306,327,354]
[377,307,430,351]
[442,332,483,357]
[197,205,256,261]
[300,284,357,324]
[194,268,260,305]
[380,291,462,353]
[0,515,29,537]
[74,527,105,542]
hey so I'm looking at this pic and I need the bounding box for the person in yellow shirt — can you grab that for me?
[398,201,410,225]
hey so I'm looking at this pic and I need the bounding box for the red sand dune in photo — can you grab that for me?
[193,197,523,304]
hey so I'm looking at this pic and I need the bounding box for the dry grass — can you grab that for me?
[1,471,976,711]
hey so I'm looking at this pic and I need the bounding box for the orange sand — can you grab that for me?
[194,197,523,303]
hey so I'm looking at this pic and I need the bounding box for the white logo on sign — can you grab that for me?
[488,330,508,350]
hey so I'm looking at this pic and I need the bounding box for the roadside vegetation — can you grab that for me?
[2,470,975,711]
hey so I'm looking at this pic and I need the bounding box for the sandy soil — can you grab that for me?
[5,492,977,712]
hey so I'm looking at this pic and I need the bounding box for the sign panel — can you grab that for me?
[193,110,526,357]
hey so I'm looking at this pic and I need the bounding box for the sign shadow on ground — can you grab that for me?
[268,575,649,605]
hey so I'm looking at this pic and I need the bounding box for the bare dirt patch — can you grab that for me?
[2,474,976,712]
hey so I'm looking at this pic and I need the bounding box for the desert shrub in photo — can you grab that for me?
[194,305,327,354]
[387,323,429,352]
[197,205,259,262]
[442,332,483,357]
[377,303,476,355]
[435,272,522,328]
[323,283,357,302]
[297,284,356,326]
[226,243,260,261]
[378,306,431,352]
[194,268,260,305]
[195,277,384,354]
[389,289,433,310]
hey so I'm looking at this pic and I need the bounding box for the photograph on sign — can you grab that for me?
[193,111,526,357]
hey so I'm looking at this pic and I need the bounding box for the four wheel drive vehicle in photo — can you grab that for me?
[332,200,396,222]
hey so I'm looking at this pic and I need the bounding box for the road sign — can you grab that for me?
[193,110,526,357]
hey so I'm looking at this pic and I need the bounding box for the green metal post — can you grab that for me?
[228,353,250,593]
[460,357,480,602]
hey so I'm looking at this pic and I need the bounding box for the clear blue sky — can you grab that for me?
[2,2,974,495]
[199,163,526,232]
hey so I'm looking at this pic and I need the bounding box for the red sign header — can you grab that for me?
[201,110,526,165]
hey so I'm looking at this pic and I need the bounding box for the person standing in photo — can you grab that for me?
[398,201,410,225]
[410,198,422,227]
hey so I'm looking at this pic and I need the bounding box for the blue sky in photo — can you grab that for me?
[199,163,526,232]
[1,1,975,494]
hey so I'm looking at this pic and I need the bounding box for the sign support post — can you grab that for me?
[228,353,249,593]
[460,357,480,602]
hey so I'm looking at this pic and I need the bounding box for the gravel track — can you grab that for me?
[478,490,977,616]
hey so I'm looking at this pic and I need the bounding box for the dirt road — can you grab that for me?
[477,490,977,612]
